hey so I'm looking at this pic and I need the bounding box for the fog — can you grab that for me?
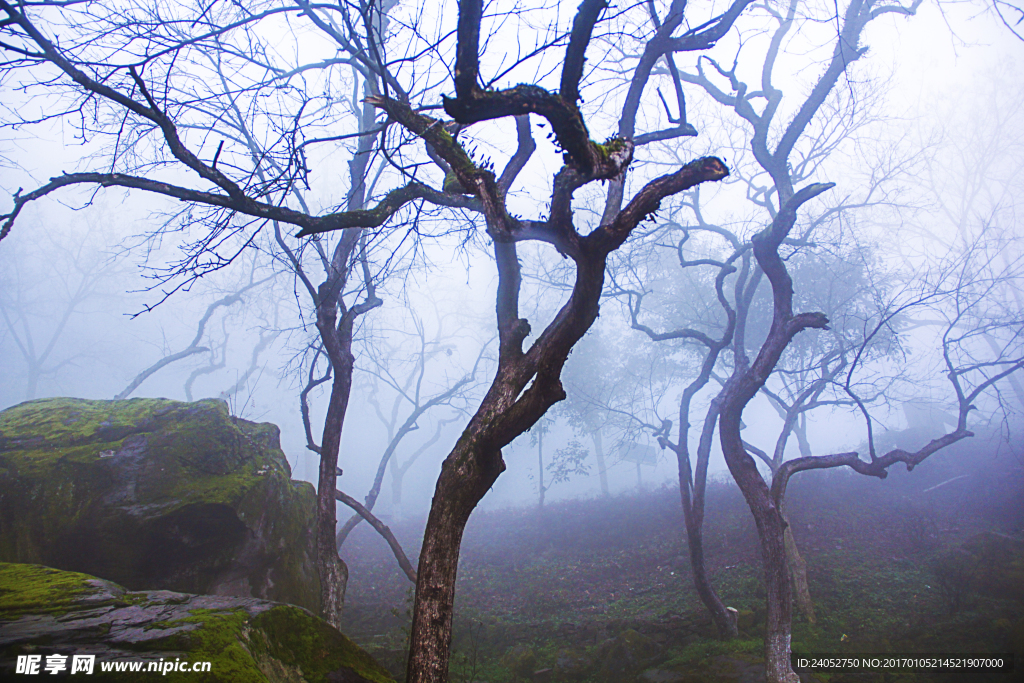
[2,0,1023,681]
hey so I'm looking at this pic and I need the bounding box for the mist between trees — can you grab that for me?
[2,0,1023,682]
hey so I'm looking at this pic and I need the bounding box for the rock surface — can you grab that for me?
[0,397,319,614]
[0,562,392,682]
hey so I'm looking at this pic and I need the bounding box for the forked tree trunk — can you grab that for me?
[314,280,360,627]
[675,400,737,639]
[715,183,834,683]
[383,11,733,668]
[675,380,739,639]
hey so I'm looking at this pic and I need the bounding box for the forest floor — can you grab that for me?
[339,463,1022,683]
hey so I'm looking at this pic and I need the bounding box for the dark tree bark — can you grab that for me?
[716,184,833,683]
[386,0,737,676]
[313,285,357,626]
[668,3,933,678]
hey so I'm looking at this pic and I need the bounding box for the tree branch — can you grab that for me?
[335,488,416,583]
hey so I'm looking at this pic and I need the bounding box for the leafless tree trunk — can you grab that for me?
[388,0,744,674]
[629,248,744,638]
[1,226,115,400]
[716,184,835,683]
[670,1,932,677]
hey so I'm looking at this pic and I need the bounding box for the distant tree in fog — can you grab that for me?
[115,272,274,401]
[916,67,1024,413]
[521,416,592,509]
[335,302,488,576]
[545,438,591,503]
[0,220,120,400]
[559,326,675,498]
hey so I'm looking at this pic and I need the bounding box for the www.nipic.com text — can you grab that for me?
[14,654,213,675]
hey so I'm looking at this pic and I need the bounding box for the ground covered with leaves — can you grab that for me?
[340,451,1022,683]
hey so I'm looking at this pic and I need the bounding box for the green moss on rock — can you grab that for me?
[0,398,319,614]
[0,562,98,617]
[0,563,393,683]
[249,605,395,683]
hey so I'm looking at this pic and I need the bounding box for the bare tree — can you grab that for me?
[0,221,119,400]
[638,2,958,679]
[387,2,750,676]
[0,1,749,679]
[732,248,904,625]
[753,232,1024,681]
[919,69,1024,410]
[612,200,889,637]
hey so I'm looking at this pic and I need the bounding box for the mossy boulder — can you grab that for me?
[0,398,319,614]
[0,563,393,682]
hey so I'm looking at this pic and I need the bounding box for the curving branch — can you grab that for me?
[595,157,730,255]
[335,488,416,583]
[115,289,254,400]
[116,346,210,401]
[336,346,485,549]
[2,172,474,242]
